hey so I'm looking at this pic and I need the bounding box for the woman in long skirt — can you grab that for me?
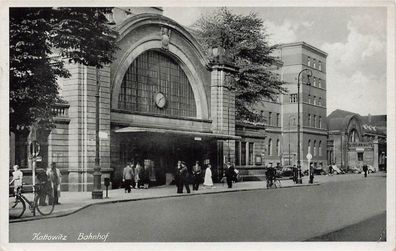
[203,164,214,188]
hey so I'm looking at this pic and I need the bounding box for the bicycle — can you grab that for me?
[9,184,55,219]
[266,176,282,189]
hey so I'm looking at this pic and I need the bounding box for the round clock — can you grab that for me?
[155,92,167,108]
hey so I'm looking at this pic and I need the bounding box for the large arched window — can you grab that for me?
[118,50,196,118]
[268,139,273,156]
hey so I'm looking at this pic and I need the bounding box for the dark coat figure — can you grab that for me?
[309,163,314,184]
[292,165,298,183]
[363,164,368,178]
[36,168,50,206]
[192,161,202,191]
[123,163,134,193]
[224,162,236,188]
[175,161,190,194]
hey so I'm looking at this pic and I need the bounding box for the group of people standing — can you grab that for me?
[175,160,215,194]
[9,162,62,205]
[122,161,156,193]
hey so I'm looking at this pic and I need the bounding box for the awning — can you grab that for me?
[114,126,241,140]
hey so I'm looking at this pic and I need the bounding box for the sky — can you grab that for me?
[163,7,388,116]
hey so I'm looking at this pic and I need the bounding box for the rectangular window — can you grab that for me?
[307,57,311,67]
[241,142,247,166]
[318,79,321,88]
[313,59,316,68]
[268,112,272,126]
[313,115,317,127]
[276,113,280,127]
[235,141,240,166]
[319,116,322,128]
[308,114,311,126]
[313,96,317,105]
[318,97,322,106]
[319,61,322,71]
[248,142,254,165]
[313,77,316,87]
[308,94,311,104]
[358,152,364,161]
[290,94,297,103]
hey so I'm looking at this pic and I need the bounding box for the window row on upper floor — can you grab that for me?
[307,56,324,72]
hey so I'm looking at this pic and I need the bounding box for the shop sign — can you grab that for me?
[348,142,373,150]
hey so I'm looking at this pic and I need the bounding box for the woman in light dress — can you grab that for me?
[203,164,215,188]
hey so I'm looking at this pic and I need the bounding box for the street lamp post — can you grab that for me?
[92,67,103,199]
[297,68,312,184]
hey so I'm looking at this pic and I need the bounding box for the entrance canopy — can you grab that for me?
[114,126,241,140]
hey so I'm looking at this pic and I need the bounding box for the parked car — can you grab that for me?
[280,166,294,177]
[313,166,327,175]
[368,165,376,173]
[330,165,345,174]
[348,166,362,174]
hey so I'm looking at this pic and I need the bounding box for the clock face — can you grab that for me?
[155,92,166,108]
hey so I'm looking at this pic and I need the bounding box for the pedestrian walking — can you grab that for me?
[143,160,151,189]
[203,164,214,188]
[292,165,298,183]
[309,162,314,184]
[363,164,368,178]
[192,161,202,191]
[135,162,143,188]
[175,161,190,193]
[9,165,23,198]
[123,162,134,193]
[224,162,236,188]
[47,162,62,205]
[36,167,50,205]
[328,165,333,176]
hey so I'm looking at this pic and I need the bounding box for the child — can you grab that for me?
[9,165,23,199]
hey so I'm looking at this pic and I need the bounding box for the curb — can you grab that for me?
[10,182,319,223]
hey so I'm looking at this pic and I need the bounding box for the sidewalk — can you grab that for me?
[10,176,319,223]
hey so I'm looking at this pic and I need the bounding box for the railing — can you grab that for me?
[52,103,70,117]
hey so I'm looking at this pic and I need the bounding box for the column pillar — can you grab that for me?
[209,47,238,178]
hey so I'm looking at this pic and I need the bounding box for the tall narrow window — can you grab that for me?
[313,59,316,68]
[318,79,322,88]
[313,96,317,105]
[318,97,322,106]
[313,115,317,128]
[308,94,311,104]
[308,139,311,154]
[276,139,281,156]
[308,114,311,127]
[307,57,311,67]
[313,140,317,156]
[235,141,240,166]
[268,139,273,156]
[276,113,280,127]
[318,61,322,71]
[248,142,254,165]
[319,116,322,128]
[241,142,247,166]
[319,141,322,156]
[313,77,316,87]
[268,112,272,126]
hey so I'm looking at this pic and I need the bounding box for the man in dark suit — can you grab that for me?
[175,161,190,193]
[309,163,314,184]
[192,161,202,191]
[224,162,236,188]
[363,164,368,178]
